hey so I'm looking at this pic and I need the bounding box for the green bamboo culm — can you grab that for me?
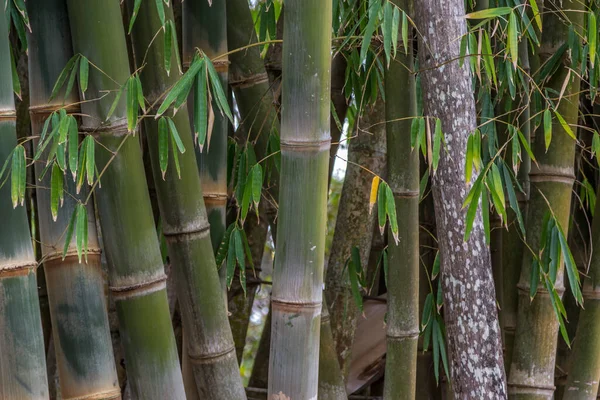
[26,1,120,398]
[384,0,418,396]
[126,2,247,398]
[226,0,281,362]
[183,0,229,255]
[268,0,333,397]
[0,9,49,400]
[318,299,347,399]
[64,1,185,398]
[507,1,584,398]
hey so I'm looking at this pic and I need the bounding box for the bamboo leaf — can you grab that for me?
[155,0,166,27]
[508,12,519,69]
[464,176,483,241]
[432,118,442,172]
[482,190,490,245]
[135,74,145,113]
[465,7,512,19]
[49,54,79,101]
[126,77,137,132]
[216,224,235,267]
[557,224,583,305]
[62,207,77,259]
[517,129,535,162]
[156,55,202,117]
[401,10,408,55]
[164,21,172,75]
[50,163,63,221]
[348,252,364,313]
[169,21,183,75]
[530,0,542,32]
[410,117,420,149]
[226,228,237,288]
[369,175,380,214]
[554,110,577,141]
[460,34,468,68]
[360,1,381,64]
[590,12,597,68]
[233,229,245,286]
[240,228,255,274]
[433,317,440,384]
[194,68,208,151]
[128,0,142,33]
[502,163,525,236]
[592,131,600,160]
[383,1,392,67]
[241,174,252,223]
[419,169,429,201]
[432,252,440,280]
[10,49,21,99]
[166,118,185,153]
[385,184,399,244]
[68,116,79,180]
[106,84,124,121]
[206,57,234,123]
[76,143,86,194]
[75,204,87,262]
[435,317,450,380]
[391,7,400,58]
[79,56,89,97]
[543,109,552,151]
[84,136,95,186]
[482,30,497,87]
[251,164,262,210]
[158,117,169,179]
[170,133,181,179]
[465,133,474,185]
[11,145,25,208]
[377,181,387,234]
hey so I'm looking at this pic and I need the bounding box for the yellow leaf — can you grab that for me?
[369,175,380,214]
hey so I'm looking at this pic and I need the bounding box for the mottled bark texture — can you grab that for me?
[414,2,507,397]
[507,1,583,398]
[325,96,386,378]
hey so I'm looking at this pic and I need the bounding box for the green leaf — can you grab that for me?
[158,117,169,179]
[433,317,441,384]
[155,0,166,27]
[557,224,583,305]
[360,0,381,64]
[465,7,512,19]
[234,229,245,280]
[385,184,399,244]
[76,142,87,194]
[348,252,364,313]
[216,224,235,268]
[170,132,181,179]
[383,1,392,67]
[392,7,400,58]
[251,164,262,210]
[226,228,237,288]
[593,131,600,160]
[554,110,577,141]
[126,77,137,133]
[156,55,202,116]
[169,20,183,75]
[482,30,497,87]
[194,67,208,150]
[128,0,142,33]
[517,129,535,162]
[50,163,63,221]
[435,317,450,380]
[464,176,483,241]
[432,119,442,172]
[482,190,490,245]
[135,74,145,113]
[410,118,420,149]
[543,109,552,151]
[64,56,80,101]
[166,118,185,154]
[502,164,525,236]
[241,174,252,223]
[465,133,474,185]
[530,0,542,32]
[401,10,408,55]
[79,56,89,97]
[62,207,77,259]
[508,12,519,69]
[106,84,124,121]
[432,252,440,280]
[68,116,79,180]
[11,145,26,208]
[49,54,79,101]
[75,204,88,262]
[164,21,172,75]
[84,136,95,186]
[460,35,468,68]
[10,49,21,99]
[487,163,507,222]
[590,12,597,68]
[206,57,234,123]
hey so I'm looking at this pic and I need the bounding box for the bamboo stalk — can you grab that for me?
[507,1,584,397]
[182,0,229,254]
[318,299,347,399]
[126,2,246,398]
[414,0,507,396]
[65,1,185,398]
[325,96,386,378]
[268,0,333,397]
[0,10,48,399]
[383,0,418,395]
[27,1,120,398]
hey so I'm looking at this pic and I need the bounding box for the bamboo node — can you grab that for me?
[109,274,167,299]
[516,282,565,296]
[0,260,37,275]
[507,382,555,395]
[0,109,17,120]
[187,345,236,364]
[581,288,600,300]
[80,121,129,137]
[29,103,80,116]
[163,222,211,241]
[271,299,322,312]
[42,247,102,264]
[529,170,576,185]
[279,139,331,151]
[392,189,420,199]
[386,330,420,340]
[64,388,122,400]
[230,72,269,89]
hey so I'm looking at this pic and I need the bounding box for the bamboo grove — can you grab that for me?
[1,0,599,399]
